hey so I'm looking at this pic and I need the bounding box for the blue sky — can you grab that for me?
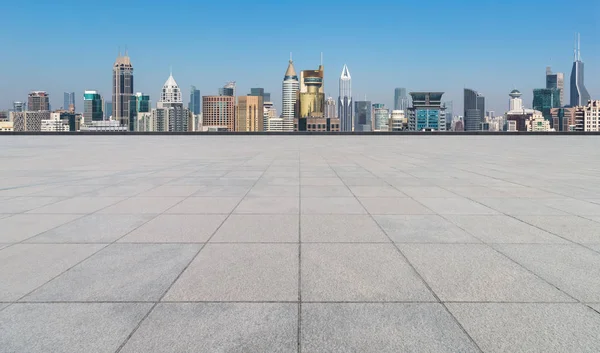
[1,0,598,115]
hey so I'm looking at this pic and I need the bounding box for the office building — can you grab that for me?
[338,64,352,131]
[63,92,75,112]
[325,97,336,119]
[570,34,591,107]
[354,101,372,132]
[104,101,112,120]
[189,86,201,115]
[297,64,325,118]
[546,67,564,107]
[263,101,280,132]
[389,110,406,131]
[134,93,150,114]
[583,100,600,132]
[505,89,542,131]
[526,112,552,132]
[41,113,71,132]
[219,82,236,97]
[533,88,560,122]
[158,73,188,132]
[551,107,577,132]
[464,89,485,131]
[83,90,103,124]
[80,120,128,131]
[394,88,409,111]
[374,107,390,131]
[236,95,264,132]
[13,101,25,112]
[282,58,300,132]
[10,111,50,131]
[202,96,235,131]
[112,52,134,130]
[27,91,50,111]
[408,92,446,131]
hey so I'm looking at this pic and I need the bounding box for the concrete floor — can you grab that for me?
[1,135,600,353]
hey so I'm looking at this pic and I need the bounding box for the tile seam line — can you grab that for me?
[113,152,276,353]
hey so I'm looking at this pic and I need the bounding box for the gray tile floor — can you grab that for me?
[1,136,600,352]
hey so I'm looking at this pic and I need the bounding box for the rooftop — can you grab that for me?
[1,136,600,352]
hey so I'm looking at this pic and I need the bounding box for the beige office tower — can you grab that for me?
[297,64,325,118]
[202,96,235,131]
[236,96,264,132]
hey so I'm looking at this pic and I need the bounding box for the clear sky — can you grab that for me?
[1,0,598,116]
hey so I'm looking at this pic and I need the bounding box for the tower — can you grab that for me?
[546,67,564,107]
[338,64,352,131]
[282,57,299,131]
[570,34,591,107]
[112,51,134,130]
[158,72,187,132]
[394,88,409,111]
[509,89,523,112]
[463,88,485,131]
[83,90,103,124]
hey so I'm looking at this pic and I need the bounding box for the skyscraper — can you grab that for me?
[83,90,103,124]
[12,101,25,112]
[219,82,236,97]
[408,92,446,131]
[394,88,409,111]
[236,95,264,132]
[297,64,325,118]
[570,34,591,107]
[338,64,352,131]
[249,88,271,109]
[325,97,336,119]
[112,52,134,130]
[282,58,299,132]
[202,96,235,131]
[354,101,372,132]
[64,92,75,111]
[27,91,49,111]
[463,89,485,131]
[374,107,390,131]
[546,67,564,107]
[104,101,112,120]
[189,86,201,115]
[158,73,188,132]
[533,88,560,121]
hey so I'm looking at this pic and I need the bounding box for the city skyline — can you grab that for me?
[0,0,597,116]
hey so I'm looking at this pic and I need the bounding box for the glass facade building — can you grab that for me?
[533,88,560,122]
[463,89,485,131]
[394,88,409,111]
[83,91,103,124]
[354,101,372,132]
[408,92,446,131]
[189,86,201,115]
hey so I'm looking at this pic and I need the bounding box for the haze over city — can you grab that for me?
[1,0,598,115]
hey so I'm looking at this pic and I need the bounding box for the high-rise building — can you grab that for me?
[158,74,182,108]
[188,86,201,115]
[202,96,235,131]
[325,97,336,119]
[463,88,485,131]
[389,110,406,131]
[83,90,103,124]
[374,107,390,131]
[297,64,325,118]
[158,73,188,132]
[12,101,25,112]
[112,52,134,130]
[104,101,112,120]
[219,82,236,97]
[338,64,352,131]
[394,88,409,111]
[354,101,372,132]
[282,58,300,132]
[546,67,564,107]
[249,88,271,115]
[408,92,446,131]
[63,92,75,112]
[10,111,50,131]
[551,107,577,132]
[27,91,49,111]
[134,93,151,113]
[583,100,600,132]
[533,88,560,122]
[570,34,591,107]
[236,95,264,132]
[509,89,523,111]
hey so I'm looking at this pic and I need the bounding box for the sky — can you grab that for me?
[1,0,598,116]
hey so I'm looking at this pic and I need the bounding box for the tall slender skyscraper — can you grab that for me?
[570,34,590,107]
[546,67,564,107]
[112,52,134,130]
[394,88,409,111]
[325,97,336,119]
[64,92,75,111]
[83,90,103,124]
[463,88,485,131]
[282,58,299,131]
[189,86,200,115]
[338,64,352,131]
[158,73,187,132]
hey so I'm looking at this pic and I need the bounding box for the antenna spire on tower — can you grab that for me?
[577,33,581,61]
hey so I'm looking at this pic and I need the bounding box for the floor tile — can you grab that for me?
[0,244,104,301]
[301,215,389,242]
[99,196,184,214]
[538,198,600,215]
[399,244,572,302]
[515,215,600,243]
[398,186,458,198]
[495,244,600,302]
[120,214,226,243]
[416,198,498,215]
[120,303,297,353]
[234,197,299,214]
[164,244,298,301]
[166,197,241,214]
[212,215,298,242]
[348,186,406,197]
[447,303,600,353]
[302,303,480,353]
[27,197,125,214]
[0,303,153,353]
[475,198,568,216]
[301,197,366,214]
[137,185,203,197]
[0,196,64,213]
[300,185,354,197]
[359,197,434,215]
[375,215,480,243]
[0,214,82,243]
[24,244,201,301]
[301,243,435,301]
[247,185,299,197]
[192,185,250,197]
[301,178,344,186]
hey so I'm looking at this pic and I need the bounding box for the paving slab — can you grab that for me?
[399,244,573,302]
[0,303,153,353]
[247,185,299,197]
[301,197,366,214]
[26,196,125,214]
[0,244,104,301]
[164,244,298,301]
[375,215,480,243]
[301,215,389,242]
[98,196,184,214]
[302,303,480,353]
[212,215,298,242]
[537,198,600,216]
[0,214,82,243]
[515,215,600,243]
[27,214,154,243]
[120,214,226,243]
[0,196,64,213]
[359,197,434,215]
[24,244,201,302]
[166,196,241,214]
[120,303,297,353]
[398,186,459,198]
[234,197,299,214]
[475,198,568,216]
[301,243,435,301]
[447,303,600,353]
[415,197,498,215]
[136,185,203,197]
[494,244,600,302]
